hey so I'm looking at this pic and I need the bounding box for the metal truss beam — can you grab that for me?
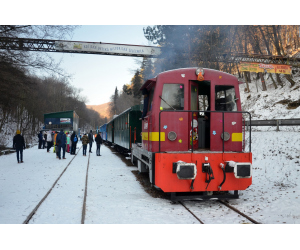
[0,37,56,52]
[0,37,161,58]
[1,37,300,67]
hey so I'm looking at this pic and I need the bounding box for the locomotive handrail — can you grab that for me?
[158,110,252,153]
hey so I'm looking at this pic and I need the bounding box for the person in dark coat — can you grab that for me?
[56,129,67,160]
[70,131,78,155]
[42,132,47,149]
[95,131,103,156]
[38,131,43,149]
[13,130,26,163]
[88,130,94,153]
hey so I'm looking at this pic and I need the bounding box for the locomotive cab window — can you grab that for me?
[160,84,184,110]
[148,87,155,112]
[142,87,154,119]
[215,85,237,112]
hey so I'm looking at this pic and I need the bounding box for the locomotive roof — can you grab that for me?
[140,67,237,90]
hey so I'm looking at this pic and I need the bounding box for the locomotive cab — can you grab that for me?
[134,67,252,200]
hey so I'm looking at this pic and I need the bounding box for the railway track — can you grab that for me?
[218,200,261,224]
[179,200,261,224]
[22,145,91,224]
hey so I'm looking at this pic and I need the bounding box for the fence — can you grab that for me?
[245,118,300,131]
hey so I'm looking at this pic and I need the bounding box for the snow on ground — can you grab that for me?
[1,73,299,247]
[0,131,299,225]
[0,143,199,224]
[239,72,300,130]
[0,132,299,248]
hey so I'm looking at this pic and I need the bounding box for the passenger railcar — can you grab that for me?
[106,105,142,153]
[131,67,252,200]
[100,123,107,141]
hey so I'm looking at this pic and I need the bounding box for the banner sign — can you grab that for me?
[239,62,291,74]
[60,118,71,124]
[55,41,161,57]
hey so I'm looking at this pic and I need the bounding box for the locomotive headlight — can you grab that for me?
[168,131,177,141]
[227,161,252,178]
[172,161,197,180]
[196,68,205,76]
[221,132,230,141]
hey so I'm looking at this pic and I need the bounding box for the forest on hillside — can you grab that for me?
[0,25,105,141]
[108,25,300,117]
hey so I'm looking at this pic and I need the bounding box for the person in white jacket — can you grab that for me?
[46,130,53,152]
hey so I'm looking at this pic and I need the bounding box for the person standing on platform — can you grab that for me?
[66,132,70,153]
[13,130,25,163]
[56,129,66,160]
[42,132,47,149]
[46,130,53,152]
[53,131,59,157]
[95,131,103,156]
[70,131,78,155]
[88,130,94,153]
[38,131,43,149]
[81,133,89,156]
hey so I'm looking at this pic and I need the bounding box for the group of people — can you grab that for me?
[13,129,103,163]
[44,130,79,160]
[81,130,103,156]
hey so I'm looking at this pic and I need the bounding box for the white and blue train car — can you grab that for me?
[100,123,107,141]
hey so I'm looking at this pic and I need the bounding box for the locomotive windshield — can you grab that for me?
[215,85,237,111]
[160,84,184,110]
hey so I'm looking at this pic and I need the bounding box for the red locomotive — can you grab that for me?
[131,67,252,200]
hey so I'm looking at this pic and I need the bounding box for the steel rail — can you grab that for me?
[23,145,83,224]
[178,201,205,224]
[81,152,91,224]
[218,200,261,224]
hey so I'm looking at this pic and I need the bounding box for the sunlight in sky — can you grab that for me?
[52,25,154,105]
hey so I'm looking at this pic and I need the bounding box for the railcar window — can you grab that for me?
[160,84,184,110]
[215,85,237,111]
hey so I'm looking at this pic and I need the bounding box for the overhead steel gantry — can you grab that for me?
[1,37,300,67]
[0,37,162,58]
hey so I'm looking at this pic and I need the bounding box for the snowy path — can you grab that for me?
[85,145,198,224]
[29,146,87,224]
[0,142,199,224]
[1,131,300,224]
